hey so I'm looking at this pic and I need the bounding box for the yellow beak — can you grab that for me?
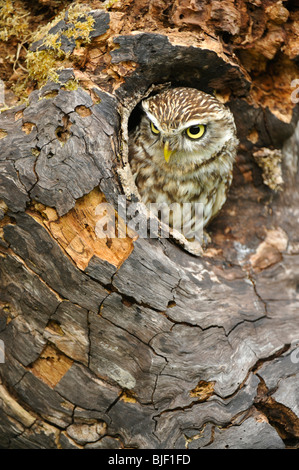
[164,140,173,163]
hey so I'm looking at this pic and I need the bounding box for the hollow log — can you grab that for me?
[0,0,299,449]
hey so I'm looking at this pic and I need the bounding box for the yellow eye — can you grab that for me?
[186,124,205,139]
[150,121,160,135]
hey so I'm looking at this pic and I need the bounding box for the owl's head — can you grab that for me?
[140,87,237,165]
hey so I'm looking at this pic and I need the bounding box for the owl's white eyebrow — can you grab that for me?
[177,120,207,132]
[144,111,162,131]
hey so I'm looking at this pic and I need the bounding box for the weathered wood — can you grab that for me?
[0,0,299,449]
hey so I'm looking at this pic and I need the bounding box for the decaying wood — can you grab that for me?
[0,0,299,449]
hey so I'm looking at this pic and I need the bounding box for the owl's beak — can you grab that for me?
[164,140,173,163]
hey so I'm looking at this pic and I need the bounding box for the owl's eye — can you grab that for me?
[150,122,160,135]
[186,125,205,139]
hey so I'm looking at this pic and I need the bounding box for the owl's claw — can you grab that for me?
[182,238,204,257]
[181,230,211,256]
[203,230,211,246]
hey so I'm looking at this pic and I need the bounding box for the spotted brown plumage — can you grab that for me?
[129,87,238,248]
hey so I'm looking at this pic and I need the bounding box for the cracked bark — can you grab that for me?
[0,0,299,449]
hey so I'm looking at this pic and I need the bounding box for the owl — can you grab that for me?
[128,87,238,251]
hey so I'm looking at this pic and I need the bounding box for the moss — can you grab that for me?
[30,3,95,50]
[64,3,95,43]
[0,2,96,104]
[101,0,120,9]
[26,50,60,84]
[63,78,79,91]
[42,33,64,55]
[29,9,66,46]
[0,104,9,113]
[0,0,30,42]
[26,3,95,88]
[10,80,30,106]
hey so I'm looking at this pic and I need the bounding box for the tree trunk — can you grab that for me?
[0,0,299,449]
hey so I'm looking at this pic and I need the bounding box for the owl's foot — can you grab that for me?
[182,230,211,256]
[183,238,204,257]
[203,230,211,247]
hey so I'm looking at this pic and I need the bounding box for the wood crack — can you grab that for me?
[254,374,299,447]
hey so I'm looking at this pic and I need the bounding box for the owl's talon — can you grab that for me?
[183,238,204,257]
[203,230,212,247]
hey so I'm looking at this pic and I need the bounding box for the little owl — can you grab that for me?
[128,87,238,252]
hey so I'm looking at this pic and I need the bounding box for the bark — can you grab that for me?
[0,0,299,449]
